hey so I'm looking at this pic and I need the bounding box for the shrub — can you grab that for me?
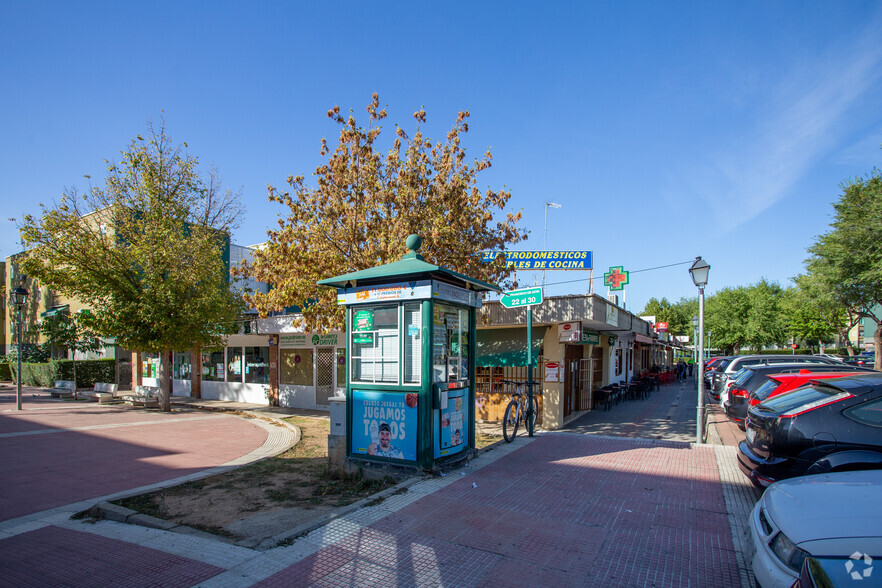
[10,359,116,388]
[0,363,12,382]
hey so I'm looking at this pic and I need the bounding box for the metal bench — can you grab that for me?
[49,380,76,399]
[121,385,161,407]
[80,382,119,403]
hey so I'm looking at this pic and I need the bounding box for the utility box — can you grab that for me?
[329,396,346,436]
[318,235,499,470]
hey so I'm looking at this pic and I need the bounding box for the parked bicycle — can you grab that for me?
[501,380,540,442]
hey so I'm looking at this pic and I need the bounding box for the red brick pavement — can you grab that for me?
[0,406,268,522]
[0,526,223,587]
[257,434,741,587]
[706,404,746,447]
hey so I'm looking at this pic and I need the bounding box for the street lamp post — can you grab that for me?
[689,257,710,444]
[13,285,29,411]
[543,201,561,289]
[692,315,699,368]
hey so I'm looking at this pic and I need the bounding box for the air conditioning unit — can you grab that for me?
[608,294,619,305]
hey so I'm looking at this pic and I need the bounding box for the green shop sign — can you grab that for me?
[353,333,374,345]
[581,332,600,345]
[354,310,374,332]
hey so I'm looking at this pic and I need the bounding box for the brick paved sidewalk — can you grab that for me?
[251,433,742,587]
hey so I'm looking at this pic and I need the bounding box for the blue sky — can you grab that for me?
[3,1,881,313]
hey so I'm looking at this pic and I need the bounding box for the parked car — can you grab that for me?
[724,363,872,430]
[738,371,882,488]
[710,355,841,403]
[748,368,873,409]
[812,353,843,362]
[749,470,882,588]
[844,355,876,368]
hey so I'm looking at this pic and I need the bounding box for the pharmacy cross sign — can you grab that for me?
[604,266,630,291]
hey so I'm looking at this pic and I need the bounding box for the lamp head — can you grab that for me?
[689,256,710,287]
[692,315,699,328]
[13,286,28,308]
[545,201,562,209]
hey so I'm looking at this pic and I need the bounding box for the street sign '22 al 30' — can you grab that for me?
[500,287,543,309]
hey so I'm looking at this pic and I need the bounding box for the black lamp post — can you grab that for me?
[689,257,710,444]
[13,286,29,411]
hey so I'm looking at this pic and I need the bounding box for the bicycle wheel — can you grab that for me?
[502,400,520,443]
[527,395,539,434]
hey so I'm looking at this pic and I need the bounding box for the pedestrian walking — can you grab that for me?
[687,359,694,378]
[677,359,686,382]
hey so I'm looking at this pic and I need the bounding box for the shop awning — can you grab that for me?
[635,334,654,344]
[476,327,547,367]
[40,305,70,318]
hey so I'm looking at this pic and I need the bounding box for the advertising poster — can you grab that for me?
[351,390,418,461]
[434,388,468,459]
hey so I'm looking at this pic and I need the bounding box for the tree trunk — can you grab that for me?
[873,321,882,372]
[159,350,172,412]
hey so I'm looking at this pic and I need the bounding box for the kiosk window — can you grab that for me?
[351,305,399,384]
[433,304,468,383]
[404,303,421,385]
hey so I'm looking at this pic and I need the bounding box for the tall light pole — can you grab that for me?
[13,285,29,411]
[689,257,710,444]
[692,315,699,368]
[543,201,561,289]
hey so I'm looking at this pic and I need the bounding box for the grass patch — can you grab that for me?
[476,433,502,450]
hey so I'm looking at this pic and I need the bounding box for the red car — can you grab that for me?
[748,370,862,407]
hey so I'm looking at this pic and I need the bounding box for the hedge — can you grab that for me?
[9,359,116,388]
[0,363,12,382]
[738,348,852,357]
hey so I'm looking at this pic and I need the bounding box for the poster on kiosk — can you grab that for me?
[351,391,418,461]
[434,387,468,459]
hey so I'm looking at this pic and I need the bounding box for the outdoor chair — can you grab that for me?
[121,385,161,407]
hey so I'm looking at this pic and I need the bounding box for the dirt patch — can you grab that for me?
[112,414,504,548]
[112,415,402,545]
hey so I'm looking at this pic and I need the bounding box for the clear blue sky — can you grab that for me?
[3,1,881,313]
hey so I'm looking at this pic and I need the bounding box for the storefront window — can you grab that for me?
[244,346,269,384]
[404,303,421,385]
[433,304,468,383]
[173,352,191,380]
[350,305,399,384]
[336,348,346,388]
[142,353,159,378]
[226,347,243,382]
[281,348,313,386]
[201,349,225,381]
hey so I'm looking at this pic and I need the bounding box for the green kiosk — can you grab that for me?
[318,235,499,470]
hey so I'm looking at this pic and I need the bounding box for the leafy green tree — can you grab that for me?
[35,310,103,390]
[744,279,787,351]
[807,167,882,369]
[705,286,750,354]
[19,121,244,411]
[238,94,528,331]
[640,296,698,338]
[783,275,854,353]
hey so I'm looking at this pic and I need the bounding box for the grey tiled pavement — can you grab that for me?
[0,380,760,587]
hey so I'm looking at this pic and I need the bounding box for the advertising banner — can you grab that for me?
[336,280,433,305]
[481,251,592,270]
[351,391,418,461]
[434,387,469,458]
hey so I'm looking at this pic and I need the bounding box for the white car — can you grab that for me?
[749,470,882,587]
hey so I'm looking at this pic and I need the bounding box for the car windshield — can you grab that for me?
[757,383,850,414]
[718,359,732,371]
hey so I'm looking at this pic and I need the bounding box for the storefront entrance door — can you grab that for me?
[316,347,335,407]
[563,344,583,418]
